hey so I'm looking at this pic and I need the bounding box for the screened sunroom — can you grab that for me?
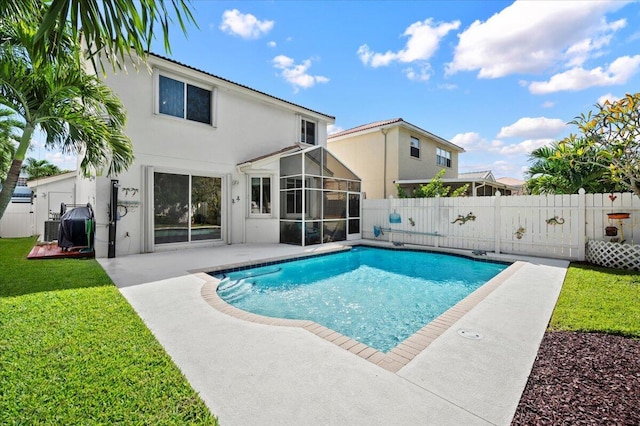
[279,146,361,246]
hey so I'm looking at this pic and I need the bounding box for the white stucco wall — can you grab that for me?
[27,173,77,241]
[89,54,333,257]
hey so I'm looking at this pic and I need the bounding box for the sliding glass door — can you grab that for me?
[154,172,222,244]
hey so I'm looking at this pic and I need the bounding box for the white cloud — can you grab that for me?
[541,101,555,108]
[498,138,554,156]
[267,41,276,48]
[219,9,274,39]
[327,124,343,135]
[446,1,628,78]
[497,117,567,139]
[357,18,460,69]
[450,132,504,153]
[597,93,621,105]
[45,151,76,170]
[528,55,640,94]
[459,159,522,177]
[404,65,432,81]
[272,55,329,92]
[437,83,457,90]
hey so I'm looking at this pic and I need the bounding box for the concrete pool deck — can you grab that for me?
[98,241,569,425]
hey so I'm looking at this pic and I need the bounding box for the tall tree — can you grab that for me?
[572,93,640,197]
[1,0,197,72]
[525,138,620,194]
[21,158,63,180]
[0,12,134,220]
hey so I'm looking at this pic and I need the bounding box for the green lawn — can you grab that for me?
[0,237,217,424]
[549,263,640,338]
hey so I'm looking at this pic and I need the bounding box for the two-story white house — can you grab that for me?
[76,53,361,258]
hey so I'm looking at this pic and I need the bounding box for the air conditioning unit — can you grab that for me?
[44,220,60,242]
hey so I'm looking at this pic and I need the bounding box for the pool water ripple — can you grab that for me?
[215,247,507,353]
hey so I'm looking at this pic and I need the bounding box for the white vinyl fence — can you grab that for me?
[363,190,640,263]
[0,203,36,238]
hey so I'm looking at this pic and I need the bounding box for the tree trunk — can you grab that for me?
[0,125,34,221]
[0,158,25,220]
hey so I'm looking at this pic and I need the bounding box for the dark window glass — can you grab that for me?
[154,172,189,244]
[159,76,184,118]
[437,148,452,167]
[410,137,420,158]
[280,221,302,245]
[301,120,316,145]
[348,219,360,234]
[186,84,212,124]
[191,176,221,241]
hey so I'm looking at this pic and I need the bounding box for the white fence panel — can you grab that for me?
[362,191,638,262]
[0,203,36,238]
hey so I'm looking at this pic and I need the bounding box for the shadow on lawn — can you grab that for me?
[0,236,114,298]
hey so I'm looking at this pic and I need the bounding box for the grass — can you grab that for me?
[549,263,640,338]
[0,237,217,425]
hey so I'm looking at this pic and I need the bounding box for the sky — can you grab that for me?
[36,0,640,180]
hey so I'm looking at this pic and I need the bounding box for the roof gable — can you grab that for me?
[328,118,464,152]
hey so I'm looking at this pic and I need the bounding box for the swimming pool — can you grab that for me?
[214,246,508,353]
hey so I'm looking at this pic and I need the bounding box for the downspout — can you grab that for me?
[381,128,388,198]
[473,181,486,197]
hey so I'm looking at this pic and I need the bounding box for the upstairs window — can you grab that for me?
[301,118,316,145]
[436,147,452,167]
[159,75,212,125]
[410,136,420,158]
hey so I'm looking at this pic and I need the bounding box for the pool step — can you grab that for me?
[217,278,253,302]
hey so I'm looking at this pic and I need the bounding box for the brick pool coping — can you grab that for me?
[198,252,525,373]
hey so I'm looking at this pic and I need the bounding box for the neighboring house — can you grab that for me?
[327,118,464,199]
[395,170,521,197]
[451,171,513,196]
[74,53,361,258]
[496,177,525,195]
[27,171,77,240]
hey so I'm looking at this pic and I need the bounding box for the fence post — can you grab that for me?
[578,188,586,261]
[434,194,440,248]
[494,191,501,254]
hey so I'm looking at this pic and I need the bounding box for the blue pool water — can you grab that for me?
[215,246,508,353]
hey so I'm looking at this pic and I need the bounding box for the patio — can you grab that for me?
[98,241,568,426]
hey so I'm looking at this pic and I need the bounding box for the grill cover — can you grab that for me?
[58,205,95,250]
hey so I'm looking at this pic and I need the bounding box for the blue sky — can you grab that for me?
[38,0,640,180]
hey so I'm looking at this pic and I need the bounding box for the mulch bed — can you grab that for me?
[512,331,640,425]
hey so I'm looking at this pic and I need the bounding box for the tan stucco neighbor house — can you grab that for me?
[398,170,520,197]
[327,118,465,199]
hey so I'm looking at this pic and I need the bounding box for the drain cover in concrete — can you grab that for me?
[457,329,483,340]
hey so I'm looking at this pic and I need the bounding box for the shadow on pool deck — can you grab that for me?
[98,241,569,426]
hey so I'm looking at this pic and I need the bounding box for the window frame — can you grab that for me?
[436,147,452,168]
[410,136,420,159]
[248,175,273,218]
[154,70,215,126]
[300,117,317,145]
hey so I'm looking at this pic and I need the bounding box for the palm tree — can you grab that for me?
[1,0,197,72]
[21,158,63,180]
[0,109,20,181]
[0,12,134,220]
[525,138,619,194]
